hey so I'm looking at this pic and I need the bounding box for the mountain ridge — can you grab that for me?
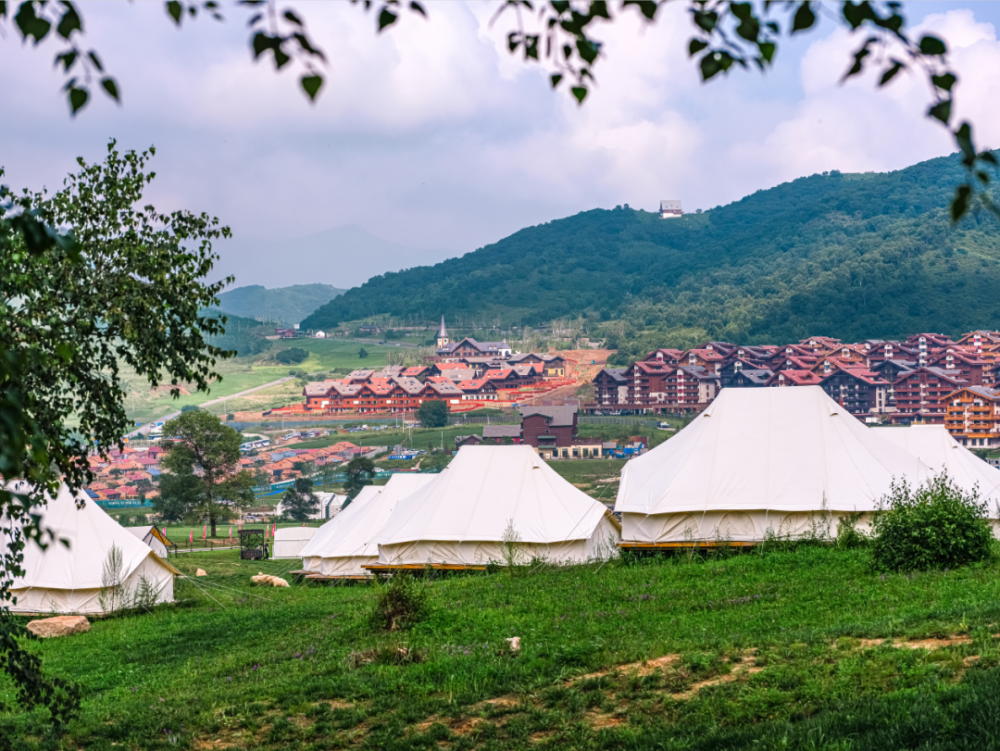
[302,153,1000,345]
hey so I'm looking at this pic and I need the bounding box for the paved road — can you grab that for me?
[126,376,295,438]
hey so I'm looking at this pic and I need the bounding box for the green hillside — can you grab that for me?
[302,153,1000,344]
[217,283,345,325]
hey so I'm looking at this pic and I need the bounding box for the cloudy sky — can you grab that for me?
[4,1,1000,289]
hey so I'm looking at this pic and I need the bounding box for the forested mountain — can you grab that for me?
[302,153,1000,345]
[217,284,344,325]
[201,309,272,356]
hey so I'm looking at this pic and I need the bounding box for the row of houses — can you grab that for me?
[591,331,1000,448]
[299,357,568,415]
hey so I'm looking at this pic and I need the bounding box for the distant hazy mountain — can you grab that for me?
[211,224,460,289]
[216,284,345,325]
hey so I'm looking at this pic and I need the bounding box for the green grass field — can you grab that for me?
[6,546,1000,750]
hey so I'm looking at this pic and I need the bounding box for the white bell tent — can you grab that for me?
[872,424,1000,528]
[124,525,172,559]
[300,475,435,577]
[1,483,179,614]
[374,445,621,567]
[615,386,932,545]
[273,526,319,559]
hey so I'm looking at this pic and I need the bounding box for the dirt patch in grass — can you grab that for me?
[572,653,681,683]
[585,711,626,729]
[845,635,975,650]
[672,661,763,700]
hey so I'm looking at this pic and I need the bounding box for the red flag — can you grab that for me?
[189,530,193,544]
[202,525,206,540]
[273,523,276,537]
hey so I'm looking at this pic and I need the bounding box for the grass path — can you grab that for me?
[6,546,1000,749]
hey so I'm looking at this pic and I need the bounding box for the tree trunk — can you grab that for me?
[210,515,217,538]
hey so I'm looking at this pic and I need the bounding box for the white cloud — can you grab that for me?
[1,3,998,289]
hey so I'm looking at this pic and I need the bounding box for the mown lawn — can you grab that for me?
[6,545,1000,750]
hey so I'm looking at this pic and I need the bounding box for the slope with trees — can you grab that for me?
[304,153,1000,346]
[216,284,345,326]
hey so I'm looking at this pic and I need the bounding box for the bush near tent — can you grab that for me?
[871,474,994,573]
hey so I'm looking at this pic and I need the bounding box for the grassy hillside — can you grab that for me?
[303,152,1000,344]
[217,284,345,326]
[6,546,1000,749]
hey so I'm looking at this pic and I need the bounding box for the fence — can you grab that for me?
[579,415,662,427]
[97,500,155,509]
[448,413,520,425]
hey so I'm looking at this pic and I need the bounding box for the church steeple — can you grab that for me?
[437,316,449,349]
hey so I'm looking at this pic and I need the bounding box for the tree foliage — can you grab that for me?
[342,456,376,499]
[280,477,320,521]
[159,411,254,536]
[274,347,308,365]
[416,400,449,429]
[1,142,232,726]
[870,474,994,573]
[304,152,1000,347]
[3,1,997,219]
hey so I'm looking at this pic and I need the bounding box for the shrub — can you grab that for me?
[369,573,428,632]
[870,474,993,572]
[275,347,308,365]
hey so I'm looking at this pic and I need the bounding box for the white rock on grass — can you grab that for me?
[27,616,90,638]
[251,573,290,588]
[506,636,521,652]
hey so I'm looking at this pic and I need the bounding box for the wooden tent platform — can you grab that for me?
[362,563,488,573]
[288,570,370,582]
[619,540,757,550]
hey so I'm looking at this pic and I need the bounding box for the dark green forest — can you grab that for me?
[200,308,272,356]
[302,152,1000,346]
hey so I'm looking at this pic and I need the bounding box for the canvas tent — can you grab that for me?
[300,476,435,577]
[615,386,932,545]
[1,483,180,614]
[124,525,172,559]
[273,526,319,559]
[872,425,1000,528]
[374,445,621,566]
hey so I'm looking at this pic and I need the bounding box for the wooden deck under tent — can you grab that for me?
[362,563,488,573]
[618,540,758,550]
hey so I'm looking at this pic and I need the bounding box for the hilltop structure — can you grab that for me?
[659,199,682,218]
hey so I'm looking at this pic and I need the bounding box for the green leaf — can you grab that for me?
[623,0,658,21]
[878,60,903,87]
[87,50,103,72]
[283,10,302,25]
[954,121,975,162]
[550,73,563,87]
[15,2,52,44]
[300,74,323,102]
[54,50,78,72]
[792,2,816,33]
[919,35,947,56]
[166,0,183,25]
[693,10,718,33]
[378,7,397,31]
[842,39,874,80]
[571,86,587,104]
[68,86,88,115]
[931,73,956,92]
[927,100,951,125]
[101,77,120,103]
[951,184,971,222]
[689,39,708,56]
[410,1,427,17]
[758,41,776,63]
[56,2,82,39]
